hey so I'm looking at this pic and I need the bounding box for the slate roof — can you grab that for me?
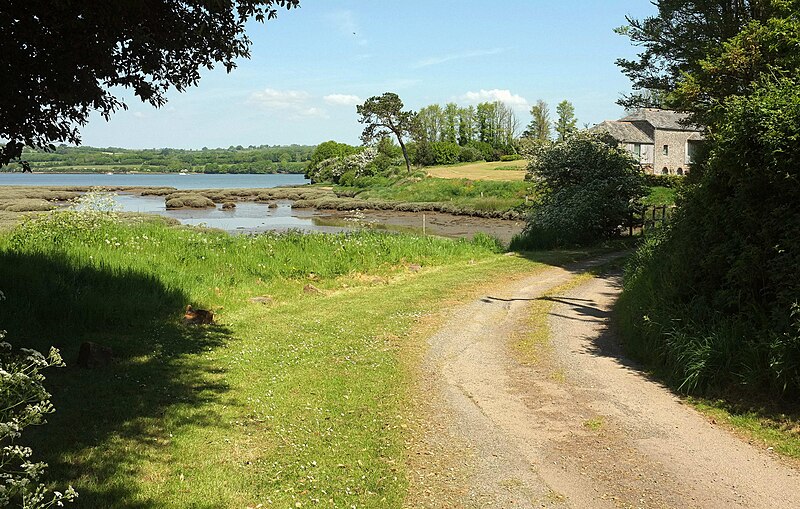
[592,120,652,144]
[618,108,701,131]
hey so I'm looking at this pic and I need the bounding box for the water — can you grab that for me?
[0,172,309,189]
[114,194,350,235]
[0,172,508,239]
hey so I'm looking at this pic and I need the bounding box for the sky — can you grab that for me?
[79,0,657,149]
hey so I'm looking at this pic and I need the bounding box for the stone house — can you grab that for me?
[593,109,704,175]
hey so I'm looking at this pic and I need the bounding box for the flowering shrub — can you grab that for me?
[70,188,120,215]
[307,147,377,183]
[517,131,646,248]
[0,329,77,508]
[11,189,125,250]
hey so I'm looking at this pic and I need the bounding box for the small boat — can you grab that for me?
[179,171,189,175]
[106,172,113,175]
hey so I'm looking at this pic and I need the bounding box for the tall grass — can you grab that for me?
[352,177,531,212]
[1,211,499,337]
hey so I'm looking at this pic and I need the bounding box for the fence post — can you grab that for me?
[629,209,634,237]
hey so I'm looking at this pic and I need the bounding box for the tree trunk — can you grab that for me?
[396,135,411,173]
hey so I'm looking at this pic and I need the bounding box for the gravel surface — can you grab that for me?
[407,259,800,508]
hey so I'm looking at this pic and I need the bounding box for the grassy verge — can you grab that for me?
[0,211,544,508]
[688,398,800,460]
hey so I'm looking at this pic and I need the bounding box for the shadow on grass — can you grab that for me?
[0,252,233,508]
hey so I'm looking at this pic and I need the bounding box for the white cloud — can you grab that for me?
[460,89,529,108]
[323,94,362,106]
[415,48,507,68]
[250,88,311,108]
[299,107,327,118]
[249,88,328,119]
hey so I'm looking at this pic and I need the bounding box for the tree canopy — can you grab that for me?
[554,100,577,141]
[522,100,551,142]
[357,93,416,172]
[615,0,776,109]
[0,0,300,165]
[616,0,800,397]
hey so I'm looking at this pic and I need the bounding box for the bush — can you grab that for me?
[428,141,461,165]
[411,141,434,166]
[644,174,685,188]
[618,79,800,397]
[458,146,483,163]
[467,141,497,162]
[517,131,646,248]
[500,154,522,161]
[0,337,78,507]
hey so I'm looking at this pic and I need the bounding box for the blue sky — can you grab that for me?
[80,1,656,149]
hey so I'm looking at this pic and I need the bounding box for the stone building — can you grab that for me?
[593,109,704,175]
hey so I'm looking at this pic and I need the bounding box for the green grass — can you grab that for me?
[344,177,532,213]
[642,186,677,207]
[689,398,800,459]
[0,211,542,508]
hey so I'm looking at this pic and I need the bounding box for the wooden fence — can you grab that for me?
[626,205,675,236]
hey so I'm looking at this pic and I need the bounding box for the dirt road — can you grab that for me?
[408,259,800,508]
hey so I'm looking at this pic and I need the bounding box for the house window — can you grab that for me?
[662,167,669,175]
[632,143,642,159]
[677,168,684,175]
[687,141,700,164]
[662,145,669,156]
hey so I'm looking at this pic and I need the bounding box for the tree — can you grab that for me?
[0,0,300,165]
[615,3,800,396]
[442,103,460,144]
[523,100,551,142]
[673,4,800,127]
[615,0,777,109]
[306,141,358,175]
[415,105,444,143]
[554,100,577,141]
[357,93,416,172]
[517,131,646,248]
[457,106,476,145]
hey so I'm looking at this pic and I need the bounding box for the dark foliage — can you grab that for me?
[515,131,646,249]
[618,79,800,396]
[0,0,299,164]
[615,0,776,109]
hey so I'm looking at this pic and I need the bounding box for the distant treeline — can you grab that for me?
[412,101,520,165]
[2,144,315,174]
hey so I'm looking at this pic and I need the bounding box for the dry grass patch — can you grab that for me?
[425,160,528,181]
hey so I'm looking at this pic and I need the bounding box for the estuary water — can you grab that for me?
[114,194,351,235]
[0,172,523,240]
[0,172,310,189]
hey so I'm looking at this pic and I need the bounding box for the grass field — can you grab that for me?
[424,160,528,181]
[350,177,532,214]
[642,186,677,207]
[0,210,553,508]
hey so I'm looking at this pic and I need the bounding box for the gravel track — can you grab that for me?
[407,259,800,508]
